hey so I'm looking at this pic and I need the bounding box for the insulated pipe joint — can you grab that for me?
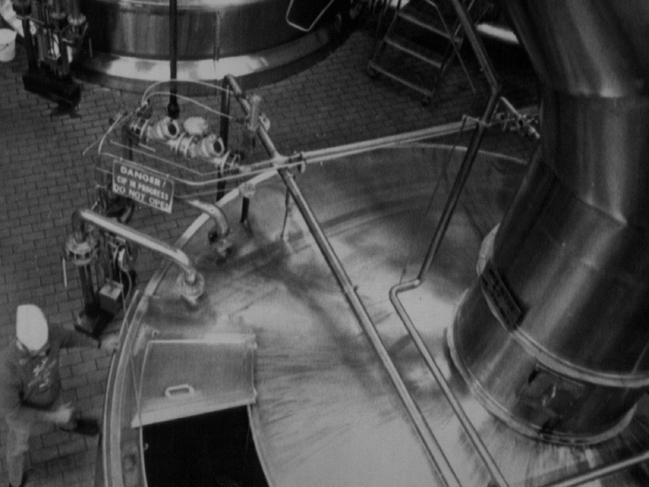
[182,198,232,258]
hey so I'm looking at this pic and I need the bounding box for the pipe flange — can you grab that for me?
[65,233,99,266]
[177,271,205,307]
[128,116,151,141]
[239,181,256,199]
[208,233,232,260]
[67,13,86,27]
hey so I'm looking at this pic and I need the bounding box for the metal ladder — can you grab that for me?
[368,0,477,103]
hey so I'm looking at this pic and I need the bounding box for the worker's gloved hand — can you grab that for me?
[98,333,120,353]
[50,402,74,425]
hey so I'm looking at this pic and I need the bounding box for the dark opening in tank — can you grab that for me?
[143,407,268,487]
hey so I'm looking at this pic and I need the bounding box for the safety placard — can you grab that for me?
[112,160,174,214]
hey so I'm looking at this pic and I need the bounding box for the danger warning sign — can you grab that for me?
[112,160,174,214]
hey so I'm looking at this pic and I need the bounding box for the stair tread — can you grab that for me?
[368,61,434,98]
[368,0,476,100]
[383,37,444,69]
[396,0,467,43]
[397,11,452,39]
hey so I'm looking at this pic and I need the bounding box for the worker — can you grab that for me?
[0,0,23,36]
[0,304,119,487]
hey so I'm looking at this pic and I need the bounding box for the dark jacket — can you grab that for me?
[0,327,97,421]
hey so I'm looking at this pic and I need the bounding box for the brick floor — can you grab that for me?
[0,17,537,487]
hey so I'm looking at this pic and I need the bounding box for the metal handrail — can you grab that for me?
[101,289,148,487]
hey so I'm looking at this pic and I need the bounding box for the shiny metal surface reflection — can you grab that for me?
[79,0,350,87]
[104,145,649,487]
[451,0,649,445]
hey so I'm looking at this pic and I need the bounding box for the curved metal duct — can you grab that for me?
[78,0,353,89]
[449,0,649,445]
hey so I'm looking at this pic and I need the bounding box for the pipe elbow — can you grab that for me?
[70,209,88,241]
[210,204,230,239]
[183,199,230,239]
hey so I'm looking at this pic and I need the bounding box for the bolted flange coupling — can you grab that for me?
[177,271,205,308]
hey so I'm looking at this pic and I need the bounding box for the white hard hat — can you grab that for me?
[16,304,49,351]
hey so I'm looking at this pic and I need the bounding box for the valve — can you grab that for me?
[64,211,138,337]
[208,229,232,260]
[147,116,181,141]
[128,116,151,140]
[194,134,225,159]
[65,229,99,268]
[176,271,205,308]
[494,98,540,140]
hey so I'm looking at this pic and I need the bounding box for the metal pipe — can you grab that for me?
[418,99,498,281]
[389,279,508,487]
[219,78,231,148]
[279,170,461,487]
[225,75,281,159]
[475,22,519,46]
[104,120,482,191]
[229,69,503,487]
[77,209,198,286]
[542,449,649,487]
[388,91,509,487]
[228,79,482,487]
[181,198,229,238]
[387,1,508,484]
[297,119,480,164]
[167,0,179,119]
[216,78,231,200]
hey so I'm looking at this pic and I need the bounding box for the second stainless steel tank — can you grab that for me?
[449,0,649,445]
[79,0,353,88]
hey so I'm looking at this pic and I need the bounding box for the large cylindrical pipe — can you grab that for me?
[449,0,649,445]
